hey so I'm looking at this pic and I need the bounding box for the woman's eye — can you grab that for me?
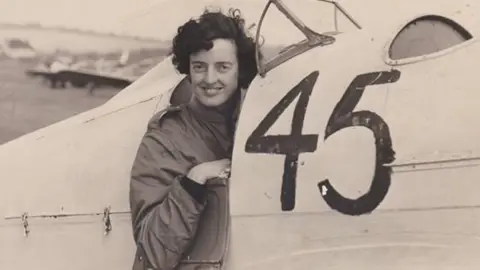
[192,65,205,72]
[218,64,230,72]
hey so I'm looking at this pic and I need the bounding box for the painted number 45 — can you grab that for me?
[245,70,401,216]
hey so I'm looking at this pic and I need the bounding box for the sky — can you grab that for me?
[0,0,266,40]
[0,0,349,45]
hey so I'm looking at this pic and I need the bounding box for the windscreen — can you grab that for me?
[255,0,361,76]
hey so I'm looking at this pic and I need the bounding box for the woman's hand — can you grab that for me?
[187,158,231,185]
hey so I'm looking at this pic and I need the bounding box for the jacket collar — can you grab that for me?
[187,90,241,124]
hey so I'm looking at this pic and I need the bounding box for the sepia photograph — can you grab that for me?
[1,0,479,269]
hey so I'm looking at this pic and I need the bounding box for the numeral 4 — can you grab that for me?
[245,71,320,211]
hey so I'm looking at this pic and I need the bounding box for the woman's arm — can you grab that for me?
[129,129,206,270]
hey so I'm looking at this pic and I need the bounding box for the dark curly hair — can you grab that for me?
[171,8,260,89]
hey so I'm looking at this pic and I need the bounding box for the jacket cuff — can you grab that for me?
[180,176,207,203]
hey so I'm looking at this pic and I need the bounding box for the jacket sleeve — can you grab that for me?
[129,128,207,270]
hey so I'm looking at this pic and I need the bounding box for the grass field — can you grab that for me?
[0,59,120,145]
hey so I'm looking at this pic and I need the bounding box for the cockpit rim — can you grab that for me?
[383,13,477,67]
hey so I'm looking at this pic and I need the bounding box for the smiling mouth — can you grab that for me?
[202,87,223,96]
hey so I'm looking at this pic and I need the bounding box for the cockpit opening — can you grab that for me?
[254,0,361,77]
[388,15,473,61]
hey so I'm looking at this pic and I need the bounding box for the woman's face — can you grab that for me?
[189,38,239,108]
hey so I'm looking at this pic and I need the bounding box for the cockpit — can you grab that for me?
[254,0,361,77]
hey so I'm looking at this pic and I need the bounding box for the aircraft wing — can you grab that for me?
[56,69,137,88]
[25,69,57,79]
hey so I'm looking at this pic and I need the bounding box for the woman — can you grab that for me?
[129,8,260,270]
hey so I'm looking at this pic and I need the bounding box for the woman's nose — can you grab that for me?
[204,67,219,84]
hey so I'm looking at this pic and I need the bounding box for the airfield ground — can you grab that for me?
[0,59,119,145]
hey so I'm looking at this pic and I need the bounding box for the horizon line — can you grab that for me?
[0,21,168,43]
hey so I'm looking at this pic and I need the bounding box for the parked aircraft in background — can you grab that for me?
[25,50,164,93]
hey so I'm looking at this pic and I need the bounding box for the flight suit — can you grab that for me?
[129,96,237,270]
